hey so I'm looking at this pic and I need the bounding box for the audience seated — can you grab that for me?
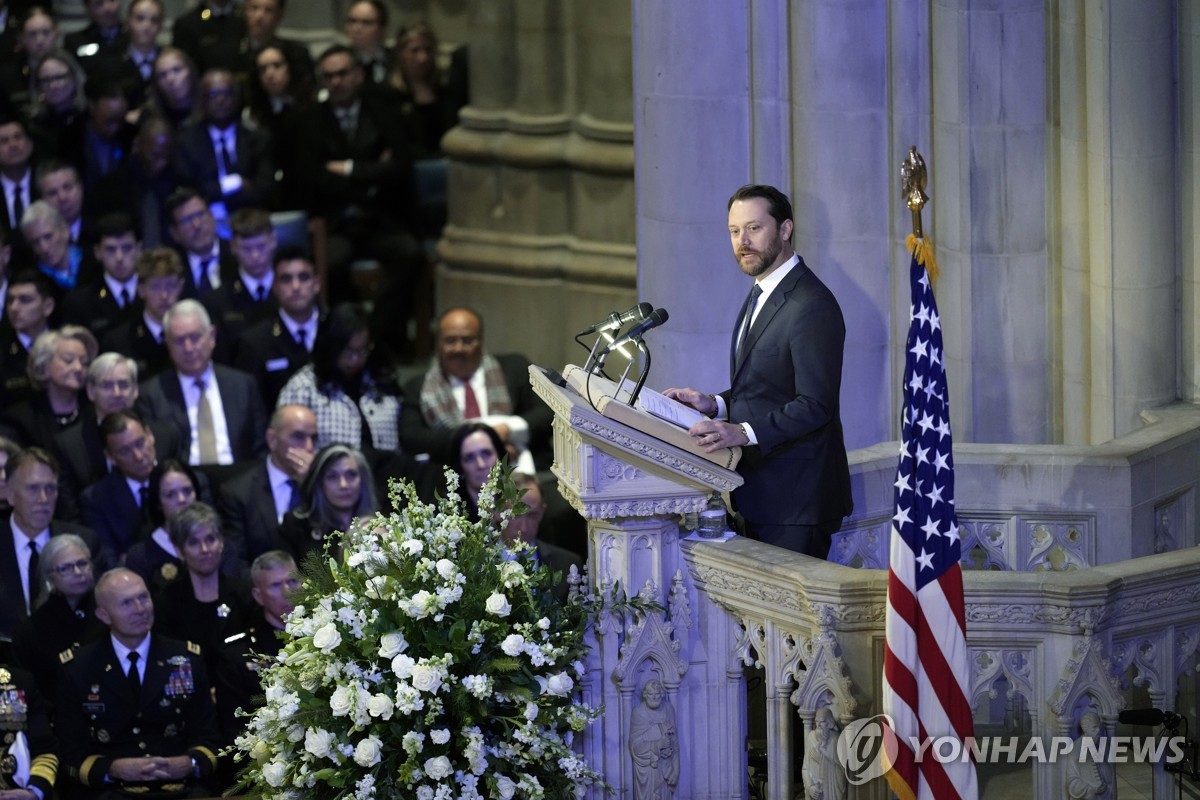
[91,114,177,247]
[62,78,133,190]
[345,0,391,85]
[218,403,316,563]
[152,501,252,678]
[34,159,91,251]
[56,568,221,798]
[85,0,164,111]
[450,421,504,522]
[388,22,468,160]
[166,186,236,298]
[0,227,13,327]
[2,324,97,451]
[11,531,106,698]
[125,458,207,589]
[21,199,88,293]
[247,43,312,208]
[0,447,103,641]
[136,298,267,475]
[0,661,56,798]
[0,114,38,258]
[0,270,57,406]
[506,471,582,602]
[101,246,184,378]
[28,49,88,158]
[60,210,141,340]
[233,244,318,408]
[200,206,277,363]
[275,442,376,566]
[0,435,18,517]
[143,45,197,129]
[173,68,274,215]
[241,0,312,92]
[63,0,128,61]
[0,7,58,115]
[171,0,245,74]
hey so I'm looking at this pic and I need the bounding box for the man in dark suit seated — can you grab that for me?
[344,0,391,85]
[60,211,142,342]
[91,115,177,247]
[217,403,315,563]
[200,206,277,364]
[84,0,164,111]
[55,568,221,799]
[33,159,92,251]
[63,0,128,60]
[166,186,237,299]
[171,0,245,74]
[241,0,313,92]
[0,447,104,641]
[173,69,274,215]
[101,247,185,379]
[505,472,582,602]
[664,184,853,558]
[298,45,421,329]
[0,114,37,261]
[80,409,167,563]
[135,298,267,484]
[232,245,319,408]
[58,80,134,192]
[0,269,55,406]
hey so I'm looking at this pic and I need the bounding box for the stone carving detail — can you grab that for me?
[692,564,809,615]
[1174,625,1200,677]
[581,497,707,520]
[790,611,857,719]
[966,602,1101,631]
[1107,583,1200,619]
[959,517,1010,571]
[571,417,739,491]
[1025,519,1092,571]
[629,679,679,800]
[598,451,643,484]
[613,580,687,685]
[1110,635,1164,695]
[970,648,1035,731]
[667,571,691,653]
[1154,492,1191,553]
[1048,638,1124,721]
[1064,711,1113,800]
[802,707,847,800]
[829,521,887,570]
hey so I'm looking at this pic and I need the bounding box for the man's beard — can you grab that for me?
[736,238,782,277]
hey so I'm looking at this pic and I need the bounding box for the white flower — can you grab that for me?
[462,674,493,699]
[416,787,434,800]
[495,775,516,800]
[430,728,450,745]
[540,672,574,697]
[501,634,525,656]
[401,539,423,556]
[366,693,394,720]
[411,664,443,694]
[304,727,334,758]
[312,623,341,652]
[262,760,288,787]
[353,736,383,767]
[392,653,416,678]
[537,617,550,630]
[424,755,452,780]
[435,558,456,579]
[524,702,539,721]
[378,632,408,658]
[484,592,512,618]
[402,731,425,755]
[286,724,304,742]
[329,684,354,716]
[407,590,434,619]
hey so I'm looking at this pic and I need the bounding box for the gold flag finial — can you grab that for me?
[900,146,928,238]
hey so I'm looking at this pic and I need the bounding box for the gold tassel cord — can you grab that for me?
[906,232,940,288]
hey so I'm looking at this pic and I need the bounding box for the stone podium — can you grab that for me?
[529,365,750,799]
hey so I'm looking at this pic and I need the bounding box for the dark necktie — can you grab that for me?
[219,134,236,172]
[119,288,131,308]
[286,478,300,512]
[198,258,214,293]
[254,284,266,303]
[10,184,24,228]
[127,651,141,696]
[736,284,763,361]
[462,382,481,419]
[26,540,40,609]
[139,483,151,523]
[295,328,307,350]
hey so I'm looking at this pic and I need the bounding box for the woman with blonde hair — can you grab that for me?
[3,325,98,450]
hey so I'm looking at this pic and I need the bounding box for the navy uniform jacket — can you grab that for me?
[722,258,853,527]
[0,663,58,797]
[212,621,283,745]
[56,636,220,797]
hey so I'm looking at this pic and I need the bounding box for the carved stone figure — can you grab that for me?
[629,679,679,800]
[802,707,847,800]
[1065,711,1112,799]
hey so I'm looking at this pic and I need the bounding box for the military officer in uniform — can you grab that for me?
[0,663,56,800]
[55,568,220,799]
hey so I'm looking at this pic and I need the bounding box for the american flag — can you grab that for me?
[881,245,978,799]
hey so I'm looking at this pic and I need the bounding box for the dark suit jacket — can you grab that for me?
[199,275,277,364]
[171,1,246,73]
[232,312,316,408]
[91,158,178,248]
[173,120,275,212]
[79,468,148,560]
[64,23,129,61]
[60,278,142,341]
[54,414,185,499]
[135,364,268,464]
[0,517,104,640]
[536,539,582,602]
[399,352,554,470]
[722,258,852,527]
[0,324,35,407]
[100,317,171,379]
[175,239,239,300]
[217,459,284,563]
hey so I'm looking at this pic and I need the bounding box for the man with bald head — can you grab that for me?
[218,403,318,562]
[55,568,220,798]
[400,307,553,473]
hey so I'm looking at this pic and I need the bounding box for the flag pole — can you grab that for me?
[900,146,940,285]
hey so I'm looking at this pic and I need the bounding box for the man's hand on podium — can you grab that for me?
[662,387,717,418]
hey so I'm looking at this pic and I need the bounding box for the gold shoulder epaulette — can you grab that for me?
[59,648,74,664]
[187,642,202,655]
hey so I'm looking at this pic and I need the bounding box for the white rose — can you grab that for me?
[304,727,333,758]
[411,664,443,694]
[401,539,423,556]
[424,755,452,780]
[286,725,304,742]
[353,736,383,767]
[484,592,512,618]
[407,590,434,619]
[543,672,574,697]
[366,693,394,720]
[430,728,450,745]
[262,760,288,787]
[391,653,416,679]
[329,684,354,716]
[312,623,341,652]
[501,634,525,656]
[495,775,516,800]
[378,632,408,659]
[435,558,456,579]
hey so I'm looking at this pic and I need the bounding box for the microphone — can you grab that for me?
[597,308,669,357]
[577,302,654,336]
[1118,708,1183,727]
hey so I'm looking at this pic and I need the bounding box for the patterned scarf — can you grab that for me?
[419,354,513,430]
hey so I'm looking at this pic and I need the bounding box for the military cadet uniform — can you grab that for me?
[56,637,220,799]
[212,622,282,745]
[0,664,57,798]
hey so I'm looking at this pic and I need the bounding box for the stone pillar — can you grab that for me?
[1181,4,1200,407]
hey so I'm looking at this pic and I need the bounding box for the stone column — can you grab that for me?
[1181,4,1200,407]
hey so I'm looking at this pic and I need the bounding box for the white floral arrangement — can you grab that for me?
[229,470,625,800]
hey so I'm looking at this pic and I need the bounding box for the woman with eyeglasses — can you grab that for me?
[124,459,204,590]
[28,49,88,157]
[275,443,378,566]
[11,533,105,698]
